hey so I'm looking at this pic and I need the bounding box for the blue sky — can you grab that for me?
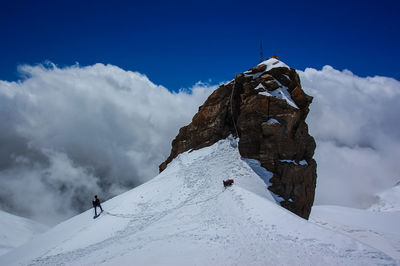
[1,0,399,90]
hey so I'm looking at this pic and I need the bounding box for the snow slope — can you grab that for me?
[310,205,400,261]
[0,210,48,256]
[0,138,397,265]
[369,183,400,212]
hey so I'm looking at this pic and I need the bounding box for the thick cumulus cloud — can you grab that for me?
[0,63,215,224]
[298,66,400,208]
[1,62,399,224]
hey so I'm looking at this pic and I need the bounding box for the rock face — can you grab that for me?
[160,57,317,219]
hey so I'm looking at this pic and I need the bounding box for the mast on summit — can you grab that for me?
[259,40,264,63]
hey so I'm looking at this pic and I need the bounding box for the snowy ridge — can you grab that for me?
[0,210,48,256]
[369,183,400,212]
[310,205,400,261]
[0,138,397,265]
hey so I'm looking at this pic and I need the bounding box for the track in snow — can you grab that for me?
[2,138,398,265]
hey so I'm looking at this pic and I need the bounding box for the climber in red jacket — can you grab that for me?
[223,179,234,188]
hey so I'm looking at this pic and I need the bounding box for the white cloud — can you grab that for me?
[298,66,400,208]
[0,63,215,224]
[1,62,399,224]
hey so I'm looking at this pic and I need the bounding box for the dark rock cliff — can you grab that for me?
[160,57,317,219]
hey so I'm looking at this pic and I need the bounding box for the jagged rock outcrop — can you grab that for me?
[160,57,317,219]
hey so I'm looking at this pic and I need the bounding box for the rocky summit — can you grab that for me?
[160,57,317,219]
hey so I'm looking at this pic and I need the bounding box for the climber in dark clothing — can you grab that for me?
[92,195,103,216]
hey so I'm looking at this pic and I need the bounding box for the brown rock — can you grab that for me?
[247,64,267,74]
[260,73,274,80]
[159,58,317,219]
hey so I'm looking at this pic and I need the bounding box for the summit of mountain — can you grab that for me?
[160,57,317,219]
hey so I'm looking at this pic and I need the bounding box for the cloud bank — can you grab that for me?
[0,63,215,224]
[298,66,400,208]
[1,62,399,224]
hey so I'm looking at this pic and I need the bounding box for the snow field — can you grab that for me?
[311,205,400,261]
[0,210,48,256]
[369,184,400,212]
[0,137,397,265]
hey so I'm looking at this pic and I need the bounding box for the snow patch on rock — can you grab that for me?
[259,58,290,71]
[280,159,308,166]
[266,118,280,124]
[259,83,299,109]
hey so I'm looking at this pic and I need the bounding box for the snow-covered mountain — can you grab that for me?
[310,205,400,261]
[0,210,48,256]
[0,137,397,265]
[369,182,400,212]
